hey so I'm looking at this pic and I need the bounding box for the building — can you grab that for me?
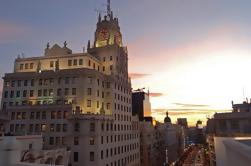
[163,112,186,165]
[209,137,251,166]
[139,119,165,166]
[132,90,151,121]
[0,1,140,166]
[206,100,251,166]
[0,135,69,166]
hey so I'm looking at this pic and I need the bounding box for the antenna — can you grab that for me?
[107,0,111,17]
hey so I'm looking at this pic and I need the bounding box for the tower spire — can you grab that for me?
[107,0,111,18]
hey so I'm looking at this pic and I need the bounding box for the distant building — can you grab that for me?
[132,90,151,121]
[163,112,186,165]
[177,118,188,128]
[0,135,70,166]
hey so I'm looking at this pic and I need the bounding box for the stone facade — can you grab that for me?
[0,2,140,166]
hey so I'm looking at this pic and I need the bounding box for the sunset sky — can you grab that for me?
[1,0,251,125]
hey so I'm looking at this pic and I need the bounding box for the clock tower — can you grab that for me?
[94,0,122,48]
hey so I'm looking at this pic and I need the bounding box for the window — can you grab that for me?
[23,90,27,97]
[56,124,61,132]
[107,103,110,110]
[90,152,94,161]
[74,137,79,145]
[87,88,92,95]
[55,137,60,145]
[87,100,92,107]
[10,91,14,98]
[4,91,8,98]
[97,101,99,108]
[42,111,46,119]
[51,111,56,119]
[16,91,20,97]
[50,124,55,132]
[24,80,28,86]
[90,137,94,145]
[110,56,113,61]
[38,90,42,97]
[65,77,69,84]
[36,112,40,119]
[50,61,54,68]
[68,60,72,66]
[49,137,54,145]
[41,124,46,132]
[72,88,76,95]
[90,122,95,132]
[11,80,15,87]
[101,150,103,159]
[49,89,53,96]
[30,112,35,119]
[31,79,34,86]
[57,111,62,119]
[20,64,24,70]
[88,60,91,66]
[65,88,69,96]
[43,89,48,96]
[29,124,33,132]
[110,65,113,71]
[17,80,21,87]
[73,59,77,66]
[57,89,62,96]
[103,66,105,72]
[25,63,28,69]
[74,123,80,132]
[63,124,68,132]
[63,111,68,119]
[79,59,83,65]
[74,152,78,162]
[103,57,106,62]
[30,63,34,69]
[30,90,34,97]
[87,76,92,83]
[39,79,43,86]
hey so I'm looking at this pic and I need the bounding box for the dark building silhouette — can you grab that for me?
[132,90,151,121]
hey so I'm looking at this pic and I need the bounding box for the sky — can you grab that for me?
[1,0,251,125]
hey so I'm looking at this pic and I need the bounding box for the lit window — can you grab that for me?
[79,59,83,65]
[68,60,72,66]
[73,59,77,66]
[90,137,95,145]
[87,100,92,107]
[41,124,46,132]
[50,61,54,68]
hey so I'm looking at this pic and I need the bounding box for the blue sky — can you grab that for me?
[1,0,251,125]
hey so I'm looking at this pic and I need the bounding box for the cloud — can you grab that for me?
[129,73,149,79]
[0,21,32,44]
[149,92,164,97]
[172,103,210,108]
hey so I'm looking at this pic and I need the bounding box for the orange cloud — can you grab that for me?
[129,73,149,79]
[0,21,31,43]
[172,103,210,108]
[149,92,164,97]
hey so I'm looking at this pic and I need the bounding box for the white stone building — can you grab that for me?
[0,135,69,166]
[0,1,140,166]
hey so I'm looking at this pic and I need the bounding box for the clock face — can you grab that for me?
[99,29,109,40]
